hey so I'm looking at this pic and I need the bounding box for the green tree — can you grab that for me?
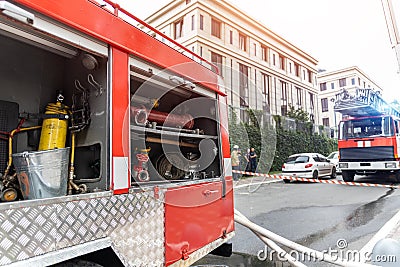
[228,107,337,174]
[286,105,309,122]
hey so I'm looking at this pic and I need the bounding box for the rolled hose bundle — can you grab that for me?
[130,106,194,129]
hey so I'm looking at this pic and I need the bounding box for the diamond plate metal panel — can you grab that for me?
[110,191,165,267]
[0,205,57,265]
[0,190,165,266]
[56,198,109,248]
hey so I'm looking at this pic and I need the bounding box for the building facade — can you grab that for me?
[144,0,319,123]
[317,66,383,136]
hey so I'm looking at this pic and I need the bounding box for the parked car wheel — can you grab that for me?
[312,170,318,179]
[330,167,337,179]
[342,171,355,182]
[283,179,291,183]
[395,171,400,183]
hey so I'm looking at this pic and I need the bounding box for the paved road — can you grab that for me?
[230,174,400,265]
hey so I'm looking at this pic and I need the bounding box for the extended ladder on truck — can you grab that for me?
[334,88,400,118]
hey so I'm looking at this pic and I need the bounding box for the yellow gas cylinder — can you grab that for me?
[38,95,69,151]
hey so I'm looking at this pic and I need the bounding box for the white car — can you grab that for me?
[281,153,336,183]
[327,151,341,174]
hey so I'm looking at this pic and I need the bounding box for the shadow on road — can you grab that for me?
[345,188,395,228]
[296,188,395,247]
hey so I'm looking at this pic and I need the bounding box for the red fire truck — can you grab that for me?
[0,0,234,266]
[335,88,400,182]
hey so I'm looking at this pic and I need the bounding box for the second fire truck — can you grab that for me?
[335,88,400,182]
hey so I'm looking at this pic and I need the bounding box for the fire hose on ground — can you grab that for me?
[234,209,377,267]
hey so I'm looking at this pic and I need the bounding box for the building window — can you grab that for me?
[331,83,334,89]
[309,92,315,111]
[281,105,288,116]
[253,43,257,56]
[240,109,249,123]
[351,78,355,85]
[320,82,327,91]
[261,45,268,61]
[186,0,191,4]
[200,46,203,57]
[321,98,328,112]
[174,18,184,39]
[358,77,361,85]
[279,54,285,70]
[229,30,233,44]
[281,81,287,102]
[191,15,195,31]
[294,63,300,77]
[211,51,223,76]
[289,62,292,73]
[200,15,204,30]
[239,63,249,123]
[272,54,276,65]
[211,18,221,38]
[296,87,302,107]
[322,118,329,127]
[281,81,288,115]
[363,81,366,88]
[239,32,247,51]
[303,70,306,80]
[280,80,288,116]
[308,70,312,83]
[239,63,249,108]
[339,78,346,87]
[262,74,270,108]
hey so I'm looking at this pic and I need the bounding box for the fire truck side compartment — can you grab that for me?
[0,1,234,266]
[0,30,108,192]
[130,74,222,182]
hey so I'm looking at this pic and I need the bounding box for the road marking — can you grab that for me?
[234,179,280,189]
[360,209,400,257]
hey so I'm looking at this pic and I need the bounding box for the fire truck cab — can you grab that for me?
[335,88,400,182]
[0,0,234,266]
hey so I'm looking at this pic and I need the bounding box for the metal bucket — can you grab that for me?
[12,147,70,200]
